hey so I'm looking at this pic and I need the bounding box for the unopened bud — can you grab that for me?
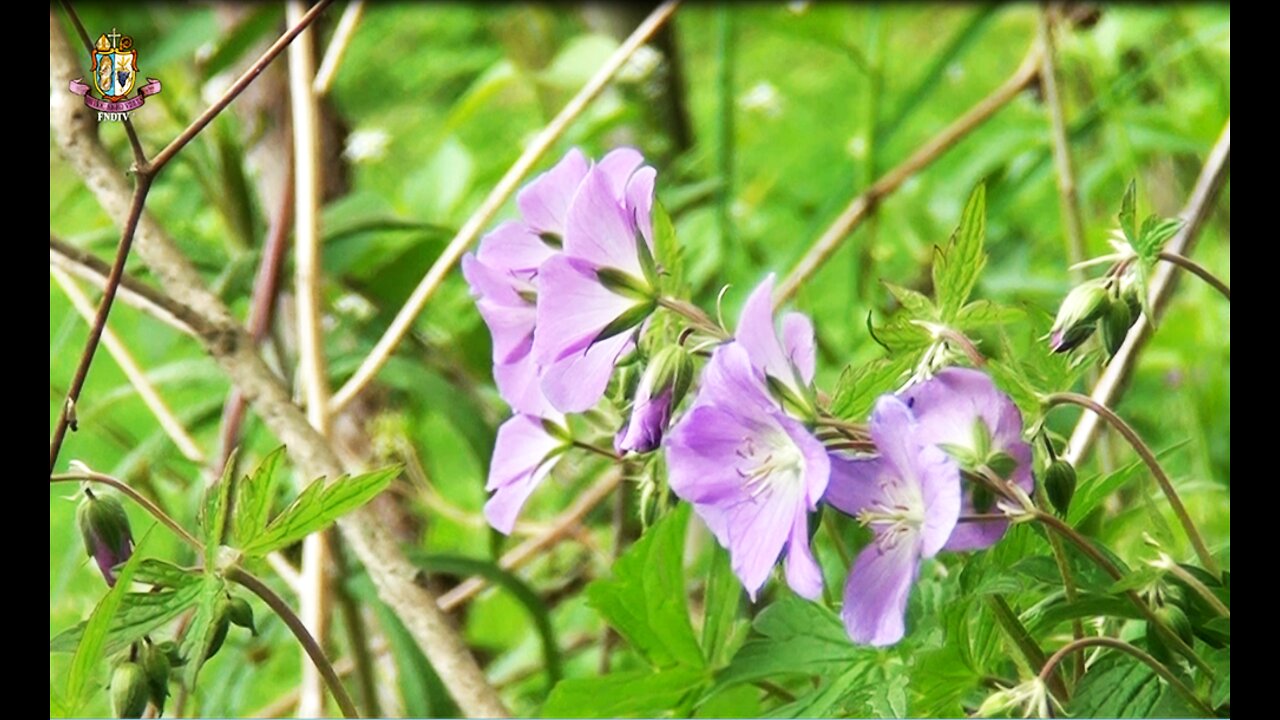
[228,596,256,636]
[141,642,171,715]
[205,600,234,662]
[77,491,134,586]
[1044,459,1077,515]
[1101,295,1134,357]
[110,661,150,719]
[616,345,694,454]
[1048,279,1110,353]
[1146,602,1194,665]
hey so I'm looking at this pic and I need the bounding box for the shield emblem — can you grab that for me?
[92,50,137,101]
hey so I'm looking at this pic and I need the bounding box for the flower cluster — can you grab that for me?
[465,148,1035,646]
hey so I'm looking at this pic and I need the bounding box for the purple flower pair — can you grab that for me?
[827,368,1033,645]
[463,148,657,533]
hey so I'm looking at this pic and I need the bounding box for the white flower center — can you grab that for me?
[735,429,806,499]
[856,477,924,549]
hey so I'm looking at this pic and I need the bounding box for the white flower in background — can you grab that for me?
[334,292,376,321]
[787,1,811,15]
[344,128,391,164]
[618,44,663,83]
[739,82,782,118]
[201,71,235,107]
[846,136,867,159]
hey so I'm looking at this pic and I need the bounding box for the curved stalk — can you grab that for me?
[51,471,202,551]
[1045,393,1219,577]
[1038,636,1214,717]
[227,568,360,719]
[1157,251,1230,301]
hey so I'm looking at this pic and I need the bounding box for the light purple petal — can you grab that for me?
[784,508,823,600]
[462,253,524,308]
[944,512,1010,551]
[516,149,589,236]
[596,147,644,198]
[625,165,656,247]
[666,404,761,506]
[779,411,831,508]
[823,453,891,518]
[841,535,920,646]
[484,414,565,534]
[539,331,634,413]
[917,444,962,557]
[735,274,793,388]
[475,221,557,276]
[563,164,643,276]
[867,394,925,481]
[532,255,645,364]
[692,343,776,418]
[494,354,557,417]
[781,312,816,385]
[474,296,535,365]
[721,487,803,601]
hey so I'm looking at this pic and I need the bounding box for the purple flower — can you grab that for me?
[461,221,557,417]
[899,367,1033,550]
[665,342,829,601]
[533,148,658,413]
[735,273,817,414]
[483,413,569,534]
[825,395,961,645]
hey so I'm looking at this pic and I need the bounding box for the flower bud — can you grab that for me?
[110,661,150,719]
[77,491,134,586]
[1044,459,1077,515]
[205,600,234,662]
[154,639,185,667]
[141,642,171,715]
[1100,295,1134,357]
[1146,602,1194,666]
[1048,279,1110,353]
[616,345,693,454]
[228,595,257,636]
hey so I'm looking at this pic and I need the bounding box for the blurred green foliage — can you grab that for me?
[51,3,1228,716]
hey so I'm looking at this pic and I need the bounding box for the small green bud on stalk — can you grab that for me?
[110,661,150,719]
[141,642,171,715]
[228,596,257,636]
[1101,296,1134,357]
[1146,602,1194,666]
[1049,279,1111,353]
[205,600,234,662]
[1044,459,1077,515]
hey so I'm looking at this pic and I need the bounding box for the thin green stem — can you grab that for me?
[1157,251,1230,301]
[1044,393,1219,577]
[51,471,202,551]
[1033,510,1213,676]
[227,568,360,719]
[1038,636,1214,717]
[658,296,730,339]
[986,595,1069,704]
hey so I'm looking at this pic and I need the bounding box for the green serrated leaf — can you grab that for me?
[717,595,862,688]
[768,663,866,718]
[1025,594,1143,635]
[829,354,917,421]
[1209,648,1230,707]
[240,467,398,557]
[232,446,285,549]
[653,200,684,294]
[933,183,987,320]
[541,666,708,718]
[65,531,152,711]
[1136,215,1184,257]
[883,282,936,319]
[181,574,228,688]
[203,450,237,568]
[956,299,1023,329]
[1118,179,1138,245]
[586,504,704,670]
[50,583,205,655]
[1068,652,1195,718]
[133,559,202,589]
[700,544,743,669]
